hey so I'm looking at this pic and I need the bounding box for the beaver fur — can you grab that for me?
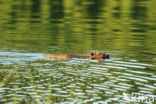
[43,52,109,60]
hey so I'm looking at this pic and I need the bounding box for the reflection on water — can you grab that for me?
[0,0,156,103]
[0,50,155,104]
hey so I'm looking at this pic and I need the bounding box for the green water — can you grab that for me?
[0,0,156,104]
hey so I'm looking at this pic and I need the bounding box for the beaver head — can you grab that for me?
[90,52,109,60]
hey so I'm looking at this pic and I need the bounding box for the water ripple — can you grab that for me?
[0,51,155,104]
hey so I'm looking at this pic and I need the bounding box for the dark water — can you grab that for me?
[0,0,156,104]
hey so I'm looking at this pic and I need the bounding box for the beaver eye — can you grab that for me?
[91,53,94,56]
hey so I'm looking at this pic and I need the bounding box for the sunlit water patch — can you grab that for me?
[0,52,45,64]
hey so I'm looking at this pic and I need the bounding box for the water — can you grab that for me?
[0,0,156,104]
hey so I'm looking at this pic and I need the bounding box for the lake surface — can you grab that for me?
[0,0,156,104]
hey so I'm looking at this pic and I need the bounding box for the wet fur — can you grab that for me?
[43,52,109,60]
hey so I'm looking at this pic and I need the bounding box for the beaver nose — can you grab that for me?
[104,54,109,59]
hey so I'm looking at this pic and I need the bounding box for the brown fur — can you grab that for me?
[43,52,109,60]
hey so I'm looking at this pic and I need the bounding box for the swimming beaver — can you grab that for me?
[43,52,109,60]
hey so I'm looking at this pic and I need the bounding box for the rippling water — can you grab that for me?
[0,0,156,104]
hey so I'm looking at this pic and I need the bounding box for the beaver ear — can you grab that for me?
[91,53,94,56]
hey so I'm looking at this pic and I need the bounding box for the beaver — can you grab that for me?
[43,52,109,60]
